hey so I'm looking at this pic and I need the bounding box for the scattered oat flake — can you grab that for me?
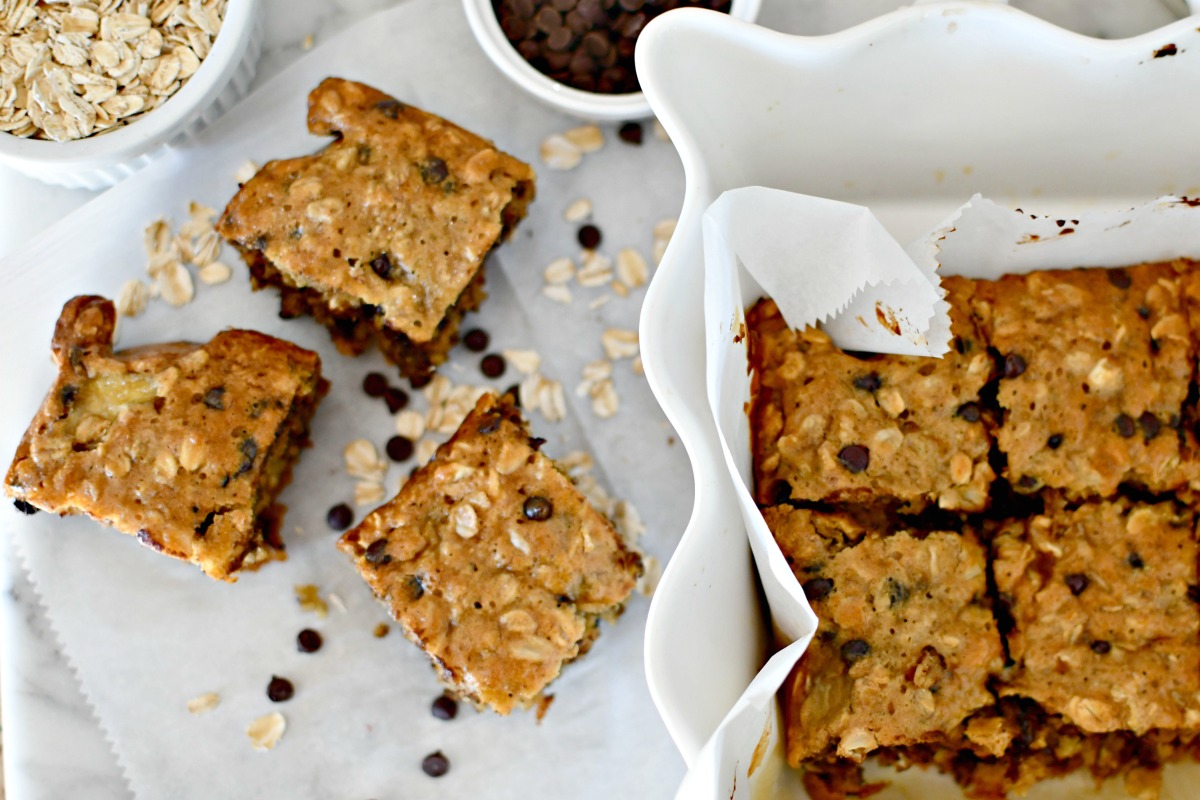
[157,260,195,306]
[294,584,329,618]
[354,480,386,507]
[186,692,220,714]
[198,261,233,285]
[632,356,644,376]
[234,159,259,184]
[543,257,575,285]
[616,248,648,288]
[395,409,426,440]
[563,197,592,223]
[327,592,348,613]
[590,379,619,419]
[602,328,640,360]
[247,712,286,751]
[588,294,611,310]
[116,278,151,317]
[344,438,386,481]
[540,134,582,170]
[612,280,630,298]
[577,359,613,397]
[302,34,314,50]
[542,285,573,305]
[564,124,604,153]
[503,349,541,376]
[577,252,614,287]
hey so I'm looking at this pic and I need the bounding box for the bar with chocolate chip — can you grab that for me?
[337,392,641,713]
[970,262,1198,498]
[765,505,1003,795]
[748,276,996,512]
[217,78,536,381]
[5,296,327,581]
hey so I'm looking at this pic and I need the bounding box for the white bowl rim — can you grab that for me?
[461,0,761,120]
[0,0,258,162]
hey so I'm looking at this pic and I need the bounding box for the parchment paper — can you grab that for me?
[0,1,692,797]
[694,189,1200,799]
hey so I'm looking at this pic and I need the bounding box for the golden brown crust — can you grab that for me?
[337,392,640,714]
[216,78,535,377]
[4,296,326,582]
[749,277,995,513]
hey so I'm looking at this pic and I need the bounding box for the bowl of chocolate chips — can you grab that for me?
[464,0,760,121]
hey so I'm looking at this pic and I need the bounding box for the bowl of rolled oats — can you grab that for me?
[0,0,263,190]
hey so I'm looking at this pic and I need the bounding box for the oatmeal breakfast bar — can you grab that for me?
[992,497,1200,736]
[766,505,1004,792]
[5,296,326,582]
[969,263,1197,498]
[749,276,995,512]
[217,77,536,380]
[338,392,641,714]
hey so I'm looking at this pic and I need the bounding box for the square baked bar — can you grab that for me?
[766,505,1003,770]
[217,78,536,380]
[971,263,1196,498]
[749,276,995,512]
[5,296,326,581]
[338,392,641,714]
[993,497,1200,736]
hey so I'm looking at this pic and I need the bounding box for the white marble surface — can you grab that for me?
[0,1,1192,798]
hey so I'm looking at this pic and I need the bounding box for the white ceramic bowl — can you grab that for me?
[635,2,1200,769]
[0,0,263,190]
[462,0,760,121]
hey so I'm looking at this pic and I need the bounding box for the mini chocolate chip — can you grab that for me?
[194,511,216,538]
[1016,475,1038,490]
[431,694,458,720]
[422,751,450,778]
[327,503,353,531]
[478,415,502,435]
[1065,573,1089,595]
[768,479,792,504]
[371,253,393,279]
[59,384,78,409]
[523,496,553,521]
[407,575,425,600]
[365,539,392,565]
[802,577,834,602]
[386,436,414,462]
[852,372,881,392]
[1138,412,1161,440]
[1090,640,1111,655]
[837,445,869,473]
[1137,305,1151,319]
[618,121,643,144]
[528,436,546,451]
[362,372,389,397]
[504,383,522,406]
[463,328,490,352]
[884,577,909,607]
[236,438,258,475]
[410,372,433,389]
[1107,268,1131,289]
[203,386,225,410]
[1047,433,1063,449]
[481,353,506,379]
[267,676,294,702]
[1188,585,1200,604]
[577,223,602,249]
[1002,353,1027,379]
[375,98,404,118]
[13,499,37,515]
[1114,413,1136,438]
[297,629,322,653]
[384,387,409,413]
[420,158,449,184]
[956,402,981,423]
[1127,552,1145,569]
[841,639,870,662]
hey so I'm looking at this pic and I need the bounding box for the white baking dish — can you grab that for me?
[635,0,1200,778]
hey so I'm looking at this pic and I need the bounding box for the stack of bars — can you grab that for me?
[747,260,1200,799]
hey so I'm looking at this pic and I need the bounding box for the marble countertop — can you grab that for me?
[0,1,1190,798]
